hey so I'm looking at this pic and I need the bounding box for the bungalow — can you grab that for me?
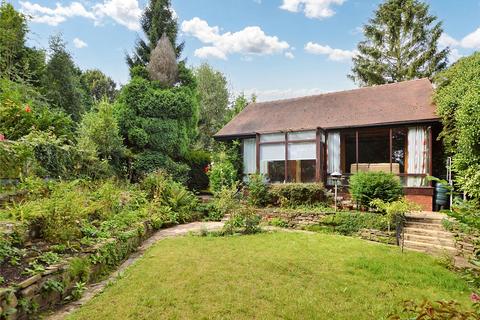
[214,78,444,211]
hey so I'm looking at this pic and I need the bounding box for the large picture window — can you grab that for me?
[257,130,319,184]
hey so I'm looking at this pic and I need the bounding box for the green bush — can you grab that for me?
[222,206,261,235]
[133,151,190,183]
[320,211,388,235]
[184,150,210,191]
[209,183,240,221]
[246,173,270,207]
[349,172,403,208]
[208,152,237,193]
[269,183,326,207]
[371,198,419,230]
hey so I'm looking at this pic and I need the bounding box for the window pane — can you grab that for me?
[392,128,407,174]
[287,160,316,183]
[356,129,390,173]
[288,142,316,160]
[260,143,285,161]
[243,139,256,178]
[288,131,316,141]
[260,143,285,183]
[341,132,356,174]
[260,133,285,143]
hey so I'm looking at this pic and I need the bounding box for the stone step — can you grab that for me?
[403,233,455,247]
[404,222,445,231]
[403,240,456,255]
[406,216,444,224]
[403,227,452,238]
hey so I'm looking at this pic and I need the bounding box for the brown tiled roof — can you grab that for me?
[215,78,439,138]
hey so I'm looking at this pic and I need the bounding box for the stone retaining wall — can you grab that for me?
[358,229,396,245]
[0,220,160,320]
[258,209,326,228]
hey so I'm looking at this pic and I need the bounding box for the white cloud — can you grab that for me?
[73,38,88,48]
[285,52,295,59]
[280,0,345,19]
[181,17,290,60]
[439,33,459,47]
[19,0,142,31]
[461,27,480,49]
[19,1,96,26]
[304,42,356,61]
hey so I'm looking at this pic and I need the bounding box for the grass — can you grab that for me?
[68,232,471,320]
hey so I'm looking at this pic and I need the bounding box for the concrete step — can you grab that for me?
[403,240,456,255]
[403,227,452,238]
[403,233,455,247]
[404,222,445,231]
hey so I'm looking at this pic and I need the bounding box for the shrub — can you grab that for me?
[133,151,190,184]
[184,150,210,191]
[209,183,240,221]
[371,198,420,230]
[222,206,261,235]
[320,212,388,235]
[246,173,269,207]
[208,152,237,193]
[269,218,289,228]
[349,172,403,208]
[269,183,326,207]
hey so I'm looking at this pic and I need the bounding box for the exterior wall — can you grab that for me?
[404,187,434,211]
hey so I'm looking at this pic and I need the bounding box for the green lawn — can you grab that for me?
[68,232,470,320]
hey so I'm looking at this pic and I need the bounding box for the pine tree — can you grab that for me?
[147,33,178,86]
[349,0,449,86]
[126,0,182,68]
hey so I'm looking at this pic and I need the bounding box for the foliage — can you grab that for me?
[209,183,239,221]
[184,150,210,191]
[222,206,261,235]
[446,199,480,231]
[0,236,25,265]
[42,35,86,121]
[371,198,419,229]
[195,63,229,150]
[80,69,117,103]
[390,299,480,319]
[147,33,178,86]
[269,183,326,207]
[349,0,448,86]
[68,257,91,283]
[77,100,125,172]
[0,77,74,141]
[133,151,190,184]
[127,0,182,68]
[42,278,65,294]
[208,149,238,193]
[246,173,270,207]
[434,52,480,201]
[268,217,289,228]
[227,92,256,121]
[117,76,198,180]
[319,211,389,235]
[0,2,28,79]
[66,282,87,301]
[349,172,403,208]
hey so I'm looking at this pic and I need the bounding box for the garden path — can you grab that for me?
[47,221,224,320]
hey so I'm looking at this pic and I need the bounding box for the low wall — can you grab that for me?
[0,220,159,319]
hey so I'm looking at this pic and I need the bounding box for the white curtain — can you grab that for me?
[288,142,316,160]
[407,127,428,187]
[327,132,340,184]
[260,143,285,175]
[243,139,256,181]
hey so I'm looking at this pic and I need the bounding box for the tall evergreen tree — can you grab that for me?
[349,0,449,86]
[126,0,183,68]
[42,35,85,121]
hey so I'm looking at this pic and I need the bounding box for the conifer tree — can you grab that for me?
[349,0,448,86]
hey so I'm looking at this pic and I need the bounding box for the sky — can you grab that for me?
[13,0,480,101]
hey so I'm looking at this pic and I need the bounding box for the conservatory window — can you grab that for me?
[287,142,316,183]
[260,143,286,183]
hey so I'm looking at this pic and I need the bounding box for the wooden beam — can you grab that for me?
[255,133,260,174]
[355,130,359,173]
[316,128,321,183]
[284,132,288,183]
[389,128,393,173]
